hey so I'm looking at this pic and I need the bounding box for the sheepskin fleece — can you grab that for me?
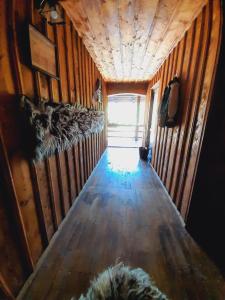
[73,263,168,300]
[21,96,104,161]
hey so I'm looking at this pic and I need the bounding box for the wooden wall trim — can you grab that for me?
[0,273,15,300]
[8,0,24,94]
[0,127,34,273]
[106,81,148,95]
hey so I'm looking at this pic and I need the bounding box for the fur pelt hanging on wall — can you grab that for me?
[21,95,104,161]
[72,263,168,300]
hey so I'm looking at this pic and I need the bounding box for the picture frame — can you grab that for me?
[28,24,59,79]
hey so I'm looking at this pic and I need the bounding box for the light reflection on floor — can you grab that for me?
[107,137,142,148]
[106,147,140,173]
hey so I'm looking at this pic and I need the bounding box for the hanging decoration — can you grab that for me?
[21,95,105,161]
[36,0,65,25]
[28,24,58,78]
[158,76,180,128]
[92,78,102,104]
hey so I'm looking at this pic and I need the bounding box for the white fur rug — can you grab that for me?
[72,263,168,300]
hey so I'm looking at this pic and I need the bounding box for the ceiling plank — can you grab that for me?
[117,0,136,80]
[143,0,207,78]
[131,0,159,79]
[140,0,180,80]
[97,0,123,79]
[61,0,207,81]
[82,0,116,78]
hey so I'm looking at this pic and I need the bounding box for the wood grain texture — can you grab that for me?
[0,273,16,300]
[19,148,225,300]
[187,0,225,274]
[106,81,148,95]
[0,0,106,297]
[28,24,57,78]
[148,0,222,221]
[0,178,26,296]
[61,0,206,81]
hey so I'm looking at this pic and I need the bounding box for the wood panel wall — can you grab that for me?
[147,0,222,220]
[61,0,206,81]
[0,1,107,297]
[186,4,225,274]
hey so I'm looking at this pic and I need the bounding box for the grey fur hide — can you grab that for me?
[21,96,104,161]
[72,263,168,300]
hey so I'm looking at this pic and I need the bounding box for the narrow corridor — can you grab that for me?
[19,148,225,300]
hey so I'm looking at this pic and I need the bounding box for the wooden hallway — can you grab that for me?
[18,148,225,300]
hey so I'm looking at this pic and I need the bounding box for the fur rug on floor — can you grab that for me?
[21,96,104,161]
[72,263,168,300]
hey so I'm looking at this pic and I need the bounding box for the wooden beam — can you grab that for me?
[106,81,148,95]
[135,96,141,141]
[0,273,15,300]
[0,127,34,273]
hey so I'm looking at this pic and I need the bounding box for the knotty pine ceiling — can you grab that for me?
[60,0,206,82]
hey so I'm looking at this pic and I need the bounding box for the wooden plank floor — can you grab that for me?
[19,148,225,300]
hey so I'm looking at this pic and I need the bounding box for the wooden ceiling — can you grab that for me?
[61,0,207,82]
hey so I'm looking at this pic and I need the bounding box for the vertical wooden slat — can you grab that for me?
[71,27,82,196]
[65,15,76,104]
[85,49,90,107]
[82,44,87,107]
[159,51,175,179]
[44,31,64,226]
[78,141,85,187]
[165,38,186,191]
[35,72,58,234]
[55,22,72,213]
[82,139,88,182]
[170,24,196,200]
[156,58,170,174]
[72,29,81,104]
[0,273,15,300]
[176,6,210,210]
[73,144,81,194]
[171,19,199,205]
[77,36,85,187]
[78,37,84,105]
[0,128,34,272]
[47,64,64,226]
[65,14,78,203]
[161,46,179,184]
[152,65,165,169]
[0,178,27,295]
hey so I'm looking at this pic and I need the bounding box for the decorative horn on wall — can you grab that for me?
[20,96,105,161]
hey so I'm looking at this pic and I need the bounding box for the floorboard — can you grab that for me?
[19,148,225,300]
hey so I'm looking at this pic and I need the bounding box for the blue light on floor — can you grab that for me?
[107,148,140,173]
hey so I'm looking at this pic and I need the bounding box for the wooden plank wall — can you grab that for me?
[147,0,222,221]
[186,3,225,274]
[0,1,107,297]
